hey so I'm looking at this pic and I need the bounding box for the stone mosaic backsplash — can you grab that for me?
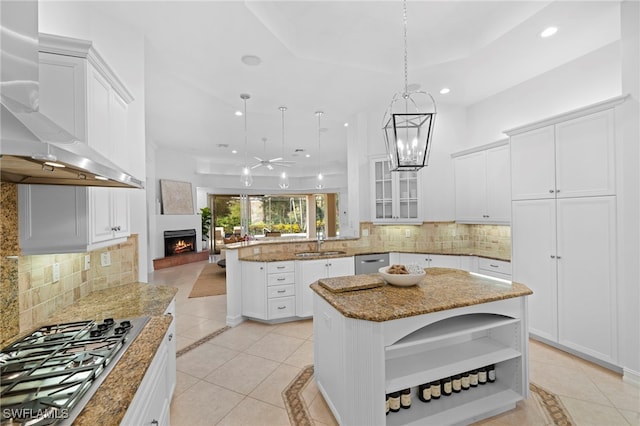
[0,183,140,337]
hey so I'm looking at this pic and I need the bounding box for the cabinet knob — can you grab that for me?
[556,189,560,193]
[277,306,286,310]
[277,289,286,293]
[549,189,555,193]
[556,256,562,260]
[151,420,158,426]
[168,333,173,341]
[550,255,556,259]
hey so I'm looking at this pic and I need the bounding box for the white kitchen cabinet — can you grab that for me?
[19,185,130,254]
[512,196,618,365]
[477,257,512,280]
[121,317,176,426]
[453,141,510,224]
[508,98,623,367]
[241,261,296,321]
[17,35,135,255]
[296,256,354,317]
[397,253,461,269]
[510,109,615,201]
[371,157,422,223]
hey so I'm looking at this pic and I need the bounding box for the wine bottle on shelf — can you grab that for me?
[461,371,470,390]
[386,394,390,415]
[478,366,488,385]
[452,374,462,393]
[487,364,496,383]
[430,380,442,399]
[470,369,479,387]
[418,383,432,402]
[442,376,452,396]
[389,392,401,412]
[400,388,411,409]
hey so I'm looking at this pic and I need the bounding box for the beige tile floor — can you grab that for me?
[148,260,640,426]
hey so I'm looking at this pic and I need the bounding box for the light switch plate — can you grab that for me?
[101,252,111,267]
[84,255,91,271]
[405,229,411,238]
[362,229,369,237]
[52,263,60,282]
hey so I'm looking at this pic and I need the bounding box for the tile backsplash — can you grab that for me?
[1,183,140,338]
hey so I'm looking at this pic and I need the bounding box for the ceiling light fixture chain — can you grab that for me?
[240,93,253,187]
[278,106,290,189]
[315,110,324,190]
[381,0,437,172]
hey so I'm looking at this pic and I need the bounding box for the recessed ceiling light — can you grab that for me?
[540,27,558,38]
[241,55,262,66]
[440,88,450,94]
[232,150,238,154]
[305,154,311,158]
[344,122,349,127]
[235,111,243,116]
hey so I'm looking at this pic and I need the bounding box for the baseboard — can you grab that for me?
[529,334,623,374]
[226,314,245,327]
[623,367,640,387]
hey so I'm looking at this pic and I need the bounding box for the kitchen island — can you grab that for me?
[311,268,532,426]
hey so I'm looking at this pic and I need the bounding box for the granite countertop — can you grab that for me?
[310,268,532,322]
[1,282,178,426]
[240,247,510,263]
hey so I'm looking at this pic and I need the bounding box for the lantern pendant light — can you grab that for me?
[315,111,324,190]
[382,0,436,172]
[239,93,253,187]
[278,106,290,189]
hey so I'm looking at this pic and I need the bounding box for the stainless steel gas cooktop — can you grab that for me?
[0,316,149,426]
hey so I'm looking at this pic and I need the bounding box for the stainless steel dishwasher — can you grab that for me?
[354,253,390,275]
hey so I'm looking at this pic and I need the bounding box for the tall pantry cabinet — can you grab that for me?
[506,97,625,367]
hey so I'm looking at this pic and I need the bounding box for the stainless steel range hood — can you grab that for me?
[0,0,143,189]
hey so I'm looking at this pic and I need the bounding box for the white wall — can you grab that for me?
[465,42,622,148]
[39,2,149,281]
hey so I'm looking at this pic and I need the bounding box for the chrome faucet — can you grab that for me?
[316,235,324,252]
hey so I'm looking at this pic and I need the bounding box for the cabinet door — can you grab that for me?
[555,110,615,198]
[38,53,86,140]
[109,91,129,172]
[372,159,394,220]
[485,145,511,222]
[428,255,461,269]
[454,151,486,222]
[327,257,355,277]
[111,189,130,239]
[510,126,556,200]
[87,66,111,157]
[398,253,430,268]
[296,259,328,317]
[511,199,558,342]
[396,171,420,220]
[89,187,113,244]
[241,262,267,319]
[556,196,617,364]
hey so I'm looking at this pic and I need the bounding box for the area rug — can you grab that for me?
[188,263,226,298]
[282,365,575,426]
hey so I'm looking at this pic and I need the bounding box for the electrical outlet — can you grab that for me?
[52,263,60,282]
[101,252,111,267]
[253,247,260,255]
[405,229,411,238]
[84,255,91,271]
[362,228,369,237]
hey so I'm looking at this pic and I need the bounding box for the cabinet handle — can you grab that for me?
[168,333,173,341]
[111,226,121,231]
[277,289,286,293]
[277,266,286,269]
[549,189,555,193]
[277,277,286,281]
[550,255,556,259]
[556,189,560,193]
[151,421,158,426]
[489,264,499,268]
[277,305,286,310]
[556,256,562,259]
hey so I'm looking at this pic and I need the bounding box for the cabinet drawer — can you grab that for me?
[267,261,294,274]
[478,258,512,276]
[268,296,295,319]
[267,284,295,299]
[267,272,295,286]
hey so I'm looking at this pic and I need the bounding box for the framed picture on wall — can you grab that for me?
[160,179,194,214]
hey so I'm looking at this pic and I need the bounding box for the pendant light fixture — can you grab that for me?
[382,0,436,172]
[239,93,253,187]
[315,111,324,190]
[278,106,290,189]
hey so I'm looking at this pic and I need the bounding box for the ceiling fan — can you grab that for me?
[252,137,294,170]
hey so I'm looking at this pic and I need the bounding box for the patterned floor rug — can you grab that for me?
[282,365,575,426]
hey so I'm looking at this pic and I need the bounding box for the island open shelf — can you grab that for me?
[311,268,532,426]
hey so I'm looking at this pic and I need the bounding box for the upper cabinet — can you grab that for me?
[509,108,616,201]
[452,141,510,224]
[370,157,422,224]
[18,34,135,255]
[39,33,134,172]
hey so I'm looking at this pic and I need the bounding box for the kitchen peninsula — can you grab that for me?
[311,268,532,425]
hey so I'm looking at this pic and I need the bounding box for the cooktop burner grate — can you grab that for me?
[0,317,149,426]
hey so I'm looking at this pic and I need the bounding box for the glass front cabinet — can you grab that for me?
[371,157,422,223]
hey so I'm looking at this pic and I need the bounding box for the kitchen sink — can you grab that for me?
[295,250,347,257]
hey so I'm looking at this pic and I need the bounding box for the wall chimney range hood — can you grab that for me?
[0,0,143,189]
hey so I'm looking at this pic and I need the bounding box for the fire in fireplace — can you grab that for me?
[164,229,197,257]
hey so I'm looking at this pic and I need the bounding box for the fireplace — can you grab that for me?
[164,229,197,257]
